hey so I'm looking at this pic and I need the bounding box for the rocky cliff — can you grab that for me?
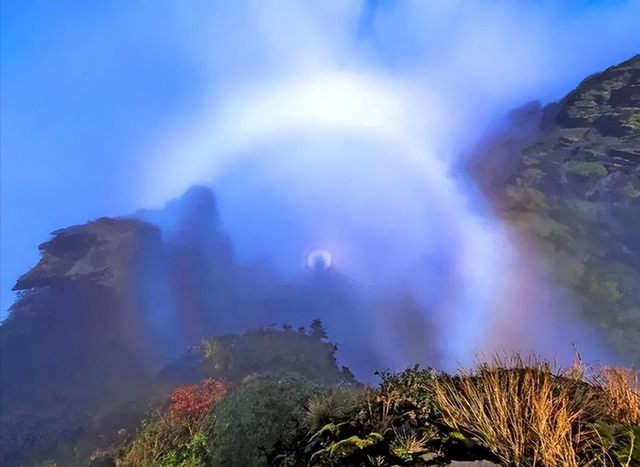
[0,189,376,467]
[478,54,640,366]
[0,218,168,467]
[13,217,162,291]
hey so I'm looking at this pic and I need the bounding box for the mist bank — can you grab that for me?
[7,52,639,382]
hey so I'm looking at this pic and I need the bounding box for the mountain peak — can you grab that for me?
[556,54,640,138]
[13,217,161,291]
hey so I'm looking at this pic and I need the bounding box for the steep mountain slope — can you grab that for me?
[0,192,385,467]
[0,213,357,467]
[0,218,167,467]
[478,54,640,366]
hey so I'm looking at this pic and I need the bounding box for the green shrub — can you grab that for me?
[311,432,383,460]
[305,387,365,434]
[119,379,226,467]
[198,324,356,386]
[207,372,322,467]
[119,413,212,467]
[375,364,437,413]
[591,423,640,466]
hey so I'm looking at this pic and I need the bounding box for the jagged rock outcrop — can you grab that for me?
[13,217,162,291]
[556,55,640,137]
[133,186,237,342]
[476,54,640,366]
[0,190,367,467]
[1,218,167,467]
[0,203,371,467]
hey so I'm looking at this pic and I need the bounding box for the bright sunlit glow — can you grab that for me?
[307,249,332,270]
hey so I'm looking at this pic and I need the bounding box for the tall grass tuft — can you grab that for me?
[433,353,613,467]
[592,366,640,427]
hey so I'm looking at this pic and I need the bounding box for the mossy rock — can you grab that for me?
[562,160,608,178]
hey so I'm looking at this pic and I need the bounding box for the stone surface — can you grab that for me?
[13,217,162,290]
[477,53,640,366]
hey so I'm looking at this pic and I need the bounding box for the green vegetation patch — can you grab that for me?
[624,108,640,132]
[207,372,322,467]
[563,198,607,223]
[505,186,548,211]
[563,160,609,178]
[197,322,355,386]
[312,432,383,459]
[623,183,640,198]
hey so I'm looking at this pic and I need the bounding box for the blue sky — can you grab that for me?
[1,0,639,362]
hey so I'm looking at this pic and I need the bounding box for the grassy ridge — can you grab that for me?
[112,347,639,467]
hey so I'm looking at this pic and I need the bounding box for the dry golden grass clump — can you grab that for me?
[433,352,640,467]
[592,366,640,427]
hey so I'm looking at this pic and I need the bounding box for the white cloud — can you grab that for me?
[134,1,639,368]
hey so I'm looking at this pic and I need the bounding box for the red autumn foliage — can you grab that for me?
[169,378,227,426]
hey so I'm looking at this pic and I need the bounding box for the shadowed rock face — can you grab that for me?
[556,54,640,137]
[474,54,640,367]
[13,217,163,291]
[1,218,166,467]
[0,202,378,467]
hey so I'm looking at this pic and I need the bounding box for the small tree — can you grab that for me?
[309,319,328,340]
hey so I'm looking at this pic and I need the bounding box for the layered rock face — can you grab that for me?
[0,193,243,465]
[13,217,161,290]
[556,55,640,138]
[0,218,167,467]
[479,54,640,366]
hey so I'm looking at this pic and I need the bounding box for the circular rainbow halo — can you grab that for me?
[307,249,332,270]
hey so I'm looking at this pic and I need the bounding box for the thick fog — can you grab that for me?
[3,1,640,377]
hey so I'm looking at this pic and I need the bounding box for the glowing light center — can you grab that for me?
[307,249,332,270]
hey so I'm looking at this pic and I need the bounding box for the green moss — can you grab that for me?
[505,187,548,211]
[329,433,383,458]
[624,108,640,132]
[309,422,342,441]
[563,199,604,223]
[563,160,608,178]
[564,88,611,121]
[446,430,475,450]
[311,432,383,460]
[588,275,622,301]
[623,183,640,198]
[448,431,467,442]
